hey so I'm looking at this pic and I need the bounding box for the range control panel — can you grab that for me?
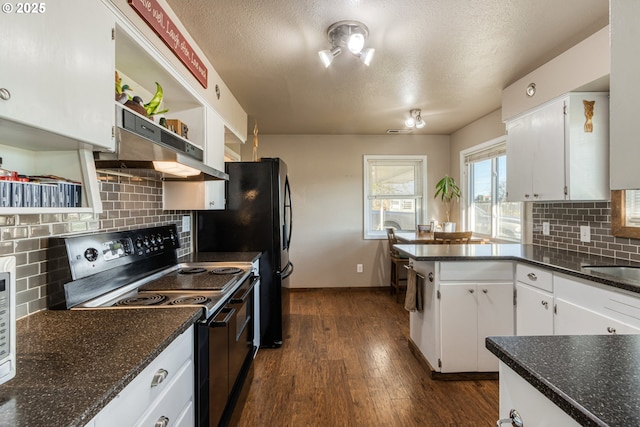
[64,225,180,280]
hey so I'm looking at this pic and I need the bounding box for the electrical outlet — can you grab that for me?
[356,264,363,273]
[543,222,550,236]
[580,225,591,243]
[182,215,191,232]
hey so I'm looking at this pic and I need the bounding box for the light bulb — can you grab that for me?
[347,33,365,54]
[359,48,375,66]
[405,117,416,127]
[318,46,341,68]
[415,115,426,129]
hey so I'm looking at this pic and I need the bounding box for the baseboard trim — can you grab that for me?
[408,338,498,381]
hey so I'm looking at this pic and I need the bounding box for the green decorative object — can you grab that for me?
[144,82,169,117]
[434,175,461,223]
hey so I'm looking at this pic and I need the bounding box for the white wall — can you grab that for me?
[449,109,507,223]
[243,134,449,288]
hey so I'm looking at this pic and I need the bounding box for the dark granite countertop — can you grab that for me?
[394,243,640,294]
[179,251,261,264]
[486,335,640,427]
[0,308,201,427]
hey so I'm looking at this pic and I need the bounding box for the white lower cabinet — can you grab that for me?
[90,327,194,427]
[515,283,554,336]
[440,282,514,372]
[498,362,579,426]
[554,274,640,335]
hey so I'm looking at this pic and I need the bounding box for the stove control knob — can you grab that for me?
[84,248,99,262]
[143,237,150,247]
[134,238,143,250]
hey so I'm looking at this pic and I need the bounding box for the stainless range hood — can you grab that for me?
[94,105,228,181]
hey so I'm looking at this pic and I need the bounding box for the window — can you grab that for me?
[612,190,640,239]
[363,155,426,239]
[464,140,522,242]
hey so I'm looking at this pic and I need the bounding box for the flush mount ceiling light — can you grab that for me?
[318,20,375,67]
[404,109,426,129]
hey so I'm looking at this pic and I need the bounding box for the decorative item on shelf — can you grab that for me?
[434,175,461,231]
[166,119,188,138]
[144,82,169,119]
[252,121,259,161]
[124,96,148,117]
[114,71,132,104]
[583,99,595,133]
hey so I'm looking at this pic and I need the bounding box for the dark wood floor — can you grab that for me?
[236,288,499,427]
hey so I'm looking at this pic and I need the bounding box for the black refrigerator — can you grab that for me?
[196,158,293,348]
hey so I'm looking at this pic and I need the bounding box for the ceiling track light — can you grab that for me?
[318,20,375,67]
[405,109,426,129]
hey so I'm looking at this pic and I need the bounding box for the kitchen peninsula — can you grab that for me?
[396,243,640,426]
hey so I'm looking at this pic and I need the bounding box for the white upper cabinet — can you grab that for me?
[0,0,115,151]
[610,1,640,190]
[506,92,609,202]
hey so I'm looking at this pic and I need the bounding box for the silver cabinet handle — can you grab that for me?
[524,194,530,199]
[155,416,170,427]
[607,326,617,334]
[428,272,434,282]
[497,409,523,427]
[527,272,537,281]
[0,88,10,101]
[468,289,475,294]
[541,300,548,309]
[482,289,488,293]
[150,368,168,387]
[533,193,539,198]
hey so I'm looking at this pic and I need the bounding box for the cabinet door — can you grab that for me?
[204,109,226,210]
[555,298,640,335]
[506,98,566,201]
[506,118,534,201]
[530,98,566,201]
[0,0,115,150]
[477,283,514,372]
[440,283,477,373]
[610,0,640,190]
[515,283,554,336]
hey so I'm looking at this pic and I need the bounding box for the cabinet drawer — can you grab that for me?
[516,264,552,292]
[95,327,193,426]
[439,261,513,281]
[134,359,194,427]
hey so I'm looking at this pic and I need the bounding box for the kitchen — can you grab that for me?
[0,0,638,426]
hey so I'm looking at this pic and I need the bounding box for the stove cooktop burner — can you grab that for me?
[169,295,211,305]
[179,267,208,275]
[115,294,167,306]
[211,267,243,275]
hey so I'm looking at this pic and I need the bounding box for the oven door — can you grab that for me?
[227,275,258,391]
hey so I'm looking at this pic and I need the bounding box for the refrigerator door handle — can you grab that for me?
[283,176,293,250]
[279,261,294,279]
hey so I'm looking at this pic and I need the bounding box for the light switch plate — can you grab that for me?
[182,215,191,232]
[580,225,590,243]
[543,222,550,236]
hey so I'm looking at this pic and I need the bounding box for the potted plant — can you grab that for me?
[434,175,461,230]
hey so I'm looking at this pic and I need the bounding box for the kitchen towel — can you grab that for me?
[404,267,422,312]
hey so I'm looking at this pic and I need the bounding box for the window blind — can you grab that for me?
[464,142,507,164]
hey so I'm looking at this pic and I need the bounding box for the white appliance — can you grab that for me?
[0,256,16,385]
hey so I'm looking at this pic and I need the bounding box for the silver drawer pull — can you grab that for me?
[0,88,10,101]
[151,369,168,388]
[497,409,523,427]
[482,289,488,294]
[541,300,548,309]
[468,289,475,294]
[527,272,537,281]
[155,416,170,427]
[607,326,617,334]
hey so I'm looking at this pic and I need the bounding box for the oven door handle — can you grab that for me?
[210,307,236,327]
[230,276,259,304]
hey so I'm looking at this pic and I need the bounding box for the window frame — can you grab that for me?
[612,190,640,239]
[460,136,523,242]
[363,155,427,240]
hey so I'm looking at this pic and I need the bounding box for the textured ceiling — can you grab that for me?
[167,0,609,135]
